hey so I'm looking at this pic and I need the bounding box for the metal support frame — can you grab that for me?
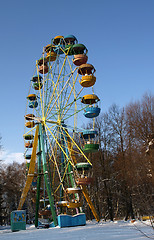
[37,123,58,226]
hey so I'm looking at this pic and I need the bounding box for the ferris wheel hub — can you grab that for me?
[42,117,46,125]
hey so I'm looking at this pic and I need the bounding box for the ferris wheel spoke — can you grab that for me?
[54,74,80,120]
[54,161,70,194]
[23,126,37,136]
[44,61,57,108]
[46,95,81,123]
[35,64,45,119]
[61,74,78,112]
[45,58,78,120]
[63,106,86,122]
[45,124,75,168]
[45,127,66,190]
[61,87,84,120]
[45,73,74,119]
[45,124,75,190]
[44,55,68,118]
[62,126,92,166]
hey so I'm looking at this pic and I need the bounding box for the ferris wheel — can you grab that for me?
[18,35,101,227]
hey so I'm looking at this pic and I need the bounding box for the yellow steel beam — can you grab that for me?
[65,130,77,165]
[18,125,39,210]
[62,127,92,166]
[81,185,100,222]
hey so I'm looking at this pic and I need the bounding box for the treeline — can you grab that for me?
[85,93,154,221]
[0,93,153,225]
[0,162,26,225]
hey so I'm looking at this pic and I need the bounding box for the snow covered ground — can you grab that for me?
[0,220,153,240]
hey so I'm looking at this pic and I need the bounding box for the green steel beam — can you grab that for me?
[35,131,42,227]
[39,124,58,226]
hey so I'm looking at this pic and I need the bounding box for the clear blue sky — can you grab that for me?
[0,0,154,163]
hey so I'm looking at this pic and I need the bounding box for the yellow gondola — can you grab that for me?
[78,64,96,87]
[25,121,35,128]
[56,201,68,207]
[27,94,37,101]
[53,35,64,45]
[81,94,100,104]
[67,202,83,208]
[66,187,81,194]
[46,51,57,61]
[24,114,35,121]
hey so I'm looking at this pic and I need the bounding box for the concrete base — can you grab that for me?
[57,213,86,228]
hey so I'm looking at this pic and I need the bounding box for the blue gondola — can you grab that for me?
[25,154,31,160]
[64,35,77,44]
[29,100,38,108]
[84,106,100,118]
[81,130,98,139]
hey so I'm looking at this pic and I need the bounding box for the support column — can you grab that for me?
[35,129,42,227]
[39,124,58,226]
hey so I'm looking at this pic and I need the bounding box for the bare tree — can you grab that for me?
[125,93,154,217]
[2,162,26,224]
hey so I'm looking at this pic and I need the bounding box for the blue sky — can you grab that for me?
[0,0,153,164]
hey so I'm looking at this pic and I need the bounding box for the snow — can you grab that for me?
[0,220,153,240]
